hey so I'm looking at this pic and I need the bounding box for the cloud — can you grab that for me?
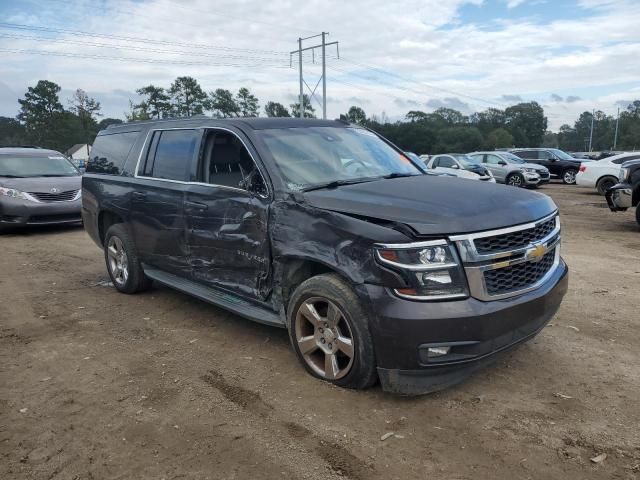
[394,98,422,108]
[426,97,471,112]
[565,95,581,103]
[550,93,564,102]
[501,94,523,102]
[506,0,527,8]
[346,96,371,105]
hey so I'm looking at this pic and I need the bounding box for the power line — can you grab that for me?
[0,48,291,68]
[0,32,290,64]
[0,22,289,56]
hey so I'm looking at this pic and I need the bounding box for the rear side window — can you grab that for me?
[514,150,535,159]
[87,131,139,175]
[437,156,456,168]
[141,129,199,181]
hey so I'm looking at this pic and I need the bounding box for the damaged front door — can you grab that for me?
[184,128,271,300]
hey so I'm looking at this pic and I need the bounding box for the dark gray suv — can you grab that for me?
[0,147,82,230]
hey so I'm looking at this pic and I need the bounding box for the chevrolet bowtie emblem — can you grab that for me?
[526,244,547,263]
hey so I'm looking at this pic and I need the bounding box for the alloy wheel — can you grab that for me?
[107,236,129,286]
[563,170,577,184]
[294,297,355,380]
[508,175,523,187]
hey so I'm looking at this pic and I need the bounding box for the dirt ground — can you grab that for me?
[1,183,639,480]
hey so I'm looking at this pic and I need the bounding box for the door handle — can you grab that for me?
[184,200,208,211]
[132,191,146,201]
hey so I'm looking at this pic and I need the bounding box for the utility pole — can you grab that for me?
[290,33,339,119]
[613,107,620,150]
[588,109,595,152]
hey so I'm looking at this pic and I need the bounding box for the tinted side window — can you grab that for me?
[613,155,640,164]
[514,150,534,159]
[438,156,456,168]
[537,150,553,160]
[146,129,199,181]
[87,131,139,175]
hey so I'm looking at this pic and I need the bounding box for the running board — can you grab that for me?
[142,266,285,328]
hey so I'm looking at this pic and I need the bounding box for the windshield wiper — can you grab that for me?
[0,174,25,178]
[302,177,378,192]
[381,172,420,179]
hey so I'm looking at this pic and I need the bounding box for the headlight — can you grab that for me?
[375,240,468,300]
[619,167,630,182]
[522,168,538,174]
[0,187,36,201]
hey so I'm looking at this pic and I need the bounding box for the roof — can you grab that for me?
[65,143,88,155]
[104,116,350,134]
[0,147,64,157]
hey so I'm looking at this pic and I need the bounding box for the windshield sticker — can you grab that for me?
[48,156,66,160]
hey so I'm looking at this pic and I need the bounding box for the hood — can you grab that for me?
[303,175,557,236]
[0,175,81,193]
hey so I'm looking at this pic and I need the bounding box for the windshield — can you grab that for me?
[452,154,481,168]
[550,149,575,161]
[501,152,526,164]
[257,127,421,190]
[0,155,79,177]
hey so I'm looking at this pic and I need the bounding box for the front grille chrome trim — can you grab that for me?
[450,212,562,301]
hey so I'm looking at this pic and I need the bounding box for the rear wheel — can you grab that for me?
[288,274,377,390]
[506,173,525,187]
[104,224,152,293]
[563,168,578,185]
[596,176,617,196]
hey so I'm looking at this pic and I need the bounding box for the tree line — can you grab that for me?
[1,76,639,155]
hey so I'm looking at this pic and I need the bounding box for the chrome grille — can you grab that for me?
[484,249,556,296]
[474,216,556,254]
[29,189,79,202]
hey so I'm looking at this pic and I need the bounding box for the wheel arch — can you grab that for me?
[98,209,125,246]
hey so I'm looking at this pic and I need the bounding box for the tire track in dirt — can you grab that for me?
[202,369,372,480]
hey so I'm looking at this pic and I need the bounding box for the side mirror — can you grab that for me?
[498,160,507,166]
[451,164,460,169]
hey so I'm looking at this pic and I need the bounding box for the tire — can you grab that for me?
[104,223,152,294]
[287,273,377,390]
[506,172,525,187]
[596,176,617,196]
[636,204,640,226]
[562,168,578,185]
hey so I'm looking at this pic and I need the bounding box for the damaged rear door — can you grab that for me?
[184,127,271,300]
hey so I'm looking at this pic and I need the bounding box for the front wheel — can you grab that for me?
[563,169,578,185]
[506,173,525,187]
[596,176,617,196]
[104,224,152,293]
[288,274,377,390]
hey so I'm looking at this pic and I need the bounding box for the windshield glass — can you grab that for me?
[257,127,421,190]
[550,149,575,161]
[501,152,526,164]
[0,155,79,177]
[452,154,481,168]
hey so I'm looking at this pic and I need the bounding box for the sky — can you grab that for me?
[0,0,639,130]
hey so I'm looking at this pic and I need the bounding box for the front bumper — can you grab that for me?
[0,197,82,228]
[360,259,568,394]
[605,184,633,211]
[523,172,542,185]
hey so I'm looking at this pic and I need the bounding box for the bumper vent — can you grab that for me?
[484,249,556,296]
[474,216,556,254]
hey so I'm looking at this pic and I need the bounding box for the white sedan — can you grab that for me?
[576,152,640,195]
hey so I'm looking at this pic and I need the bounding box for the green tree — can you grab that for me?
[209,88,240,118]
[504,102,547,147]
[432,107,467,125]
[169,76,208,117]
[136,85,171,119]
[69,88,102,149]
[485,128,513,149]
[470,108,506,135]
[0,117,27,146]
[97,118,123,130]
[17,80,64,146]
[405,110,429,122]
[290,94,316,118]
[345,106,367,124]
[125,100,151,122]
[236,87,259,117]
[434,127,483,153]
[264,101,290,117]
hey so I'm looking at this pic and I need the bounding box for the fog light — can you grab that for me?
[421,271,452,285]
[427,346,450,358]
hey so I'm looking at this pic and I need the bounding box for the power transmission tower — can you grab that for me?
[290,33,339,119]
[613,107,620,150]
